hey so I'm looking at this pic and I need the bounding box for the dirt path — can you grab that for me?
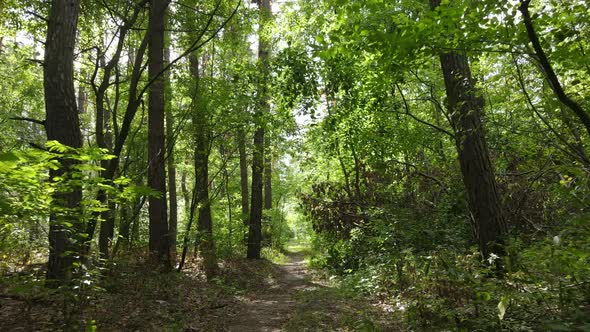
[224,252,318,331]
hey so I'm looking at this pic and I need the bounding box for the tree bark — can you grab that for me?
[43,0,82,285]
[238,127,249,223]
[264,135,272,210]
[440,52,506,259]
[430,0,506,261]
[248,127,264,259]
[147,0,171,268]
[165,42,178,259]
[247,0,272,259]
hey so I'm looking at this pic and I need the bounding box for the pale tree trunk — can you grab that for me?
[147,0,171,268]
[43,0,83,285]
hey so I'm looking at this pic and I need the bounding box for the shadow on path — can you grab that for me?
[224,251,326,332]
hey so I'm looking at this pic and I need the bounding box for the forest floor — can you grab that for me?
[0,246,397,331]
[223,248,396,331]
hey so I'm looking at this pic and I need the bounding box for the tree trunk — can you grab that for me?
[238,127,249,223]
[248,127,264,259]
[220,142,234,251]
[43,0,82,285]
[85,3,146,258]
[247,0,272,260]
[147,0,171,268]
[190,53,217,278]
[430,0,506,261]
[165,42,178,259]
[98,76,115,259]
[439,51,506,259]
[264,134,272,211]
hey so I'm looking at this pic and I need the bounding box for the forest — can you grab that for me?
[0,0,589,330]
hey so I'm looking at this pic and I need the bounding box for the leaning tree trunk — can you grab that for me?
[247,0,272,260]
[147,0,171,268]
[43,0,83,285]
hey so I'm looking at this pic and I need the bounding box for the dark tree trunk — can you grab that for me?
[190,53,217,278]
[247,0,272,260]
[147,0,171,268]
[238,127,249,223]
[165,43,178,258]
[247,127,264,259]
[85,2,146,258]
[98,81,115,259]
[439,51,506,259]
[220,142,234,250]
[43,0,82,285]
[430,0,506,261]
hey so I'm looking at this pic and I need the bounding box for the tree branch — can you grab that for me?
[395,83,455,138]
[519,0,590,138]
[10,117,45,126]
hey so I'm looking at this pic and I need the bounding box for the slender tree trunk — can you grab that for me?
[43,0,82,285]
[147,0,171,268]
[248,127,264,259]
[264,134,272,210]
[238,127,249,223]
[190,53,217,278]
[165,42,178,259]
[247,0,272,260]
[85,3,146,257]
[99,75,115,259]
[220,142,234,251]
[181,170,190,216]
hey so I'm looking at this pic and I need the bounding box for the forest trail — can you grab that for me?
[222,249,396,331]
[225,251,317,331]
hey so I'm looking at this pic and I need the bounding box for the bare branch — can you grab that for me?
[10,117,45,126]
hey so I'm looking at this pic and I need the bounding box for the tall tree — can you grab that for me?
[147,0,171,268]
[247,0,272,259]
[238,127,249,223]
[43,0,83,284]
[431,0,506,261]
[190,53,217,278]
[165,40,178,259]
